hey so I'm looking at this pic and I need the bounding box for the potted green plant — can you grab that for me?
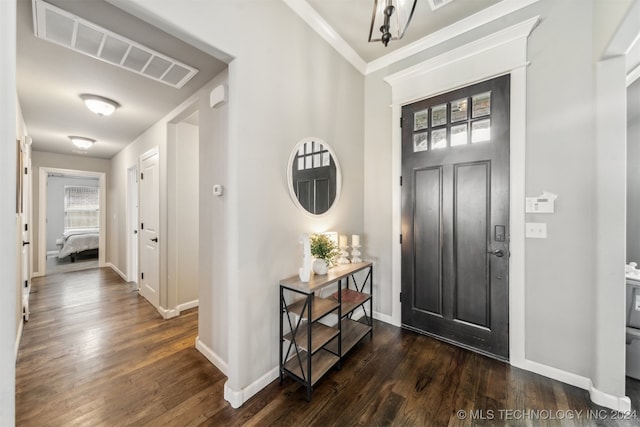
[309,234,339,275]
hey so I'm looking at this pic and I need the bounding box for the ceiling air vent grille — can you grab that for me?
[32,0,198,89]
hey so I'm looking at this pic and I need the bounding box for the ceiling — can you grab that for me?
[16,0,227,159]
[17,0,506,160]
[306,0,502,63]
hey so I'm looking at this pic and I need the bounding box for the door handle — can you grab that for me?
[22,241,30,246]
[488,249,504,258]
[151,237,158,242]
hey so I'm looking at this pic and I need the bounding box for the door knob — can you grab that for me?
[488,249,504,257]
[22,241,30,246]
[151,237,158,242]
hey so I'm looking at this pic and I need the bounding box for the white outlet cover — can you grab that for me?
[525,222,547,238]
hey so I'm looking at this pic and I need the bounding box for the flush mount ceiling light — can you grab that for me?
[368,0,417,47]
[80,94,120,117]
[69,136,96,150]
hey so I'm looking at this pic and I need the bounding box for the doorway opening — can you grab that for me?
[37,167,106,277]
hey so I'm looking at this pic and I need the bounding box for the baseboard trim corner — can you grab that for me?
[159,306,178,319]
[373,310,400,327]
[195,336,229,376]
[589,384,632,413]
[106,263,128,282]
[223,367,279,409]
[523,359,630,412]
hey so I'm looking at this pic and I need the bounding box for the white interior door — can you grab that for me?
[20,137,32,320]
[139,149,160,308]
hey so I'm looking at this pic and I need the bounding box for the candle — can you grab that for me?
[352,234,360,246]
[339,235,347,247]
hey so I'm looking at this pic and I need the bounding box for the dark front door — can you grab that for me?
[401,75,510,359]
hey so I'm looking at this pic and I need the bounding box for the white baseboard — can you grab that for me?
[195,336,229,376]
[15,318,23,362]
[32,271,42,278]
[158,306,178,319]
[177,299,199,313]
[374,310,399,327]
[224,367,279,409]
[589,383,632,413]
[106,263,128,282]
[523,359,631,412]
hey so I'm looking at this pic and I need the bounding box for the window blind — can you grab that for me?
[64,186,99,230]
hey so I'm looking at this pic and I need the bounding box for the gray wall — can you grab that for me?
[46,175,99,252]
[628,79,640,263]
[113,0,365,396]
[31,151,110,273]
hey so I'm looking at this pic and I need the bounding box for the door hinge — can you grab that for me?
[141,272,144,280]
[400,116,403,128]
[24,280,28,288]
[141,173,144,180]
[400,292,403,303]
[24,167,28,175]
[400,176,403,186]
[141,223,144,230]
[24,224,28,232]
[400,234,403,244]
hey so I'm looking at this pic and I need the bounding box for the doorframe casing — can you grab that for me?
[126,164,139,284]
[37,167,106,277]
[384,17,540,369]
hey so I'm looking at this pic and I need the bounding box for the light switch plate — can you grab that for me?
[525,222,547,238]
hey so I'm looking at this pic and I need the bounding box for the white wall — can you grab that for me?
[1,1,17,424]
[31,151,110,274]
[45,175,99,252]
[175,122,199,305]
[112,0,365,404]
[108,72,227,330]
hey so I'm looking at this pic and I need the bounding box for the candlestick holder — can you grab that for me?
[337,245,351,264]
[350,245,362,263]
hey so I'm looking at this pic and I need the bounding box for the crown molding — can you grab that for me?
[282,0,368,74]
[284,0,540,76]
[367,0,540,74]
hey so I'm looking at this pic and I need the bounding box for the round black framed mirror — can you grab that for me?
[287,138,342,216]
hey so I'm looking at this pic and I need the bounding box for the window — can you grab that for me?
[64,186,99,230]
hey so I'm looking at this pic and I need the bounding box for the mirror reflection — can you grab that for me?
[287,138,341,215]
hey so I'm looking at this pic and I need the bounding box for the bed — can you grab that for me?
[57,228,100,262]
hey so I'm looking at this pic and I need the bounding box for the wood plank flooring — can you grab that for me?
[16,268,640,426]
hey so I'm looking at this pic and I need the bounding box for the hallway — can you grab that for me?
[15,268,225,426]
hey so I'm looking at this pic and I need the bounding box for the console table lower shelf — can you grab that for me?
[279,261,373,401]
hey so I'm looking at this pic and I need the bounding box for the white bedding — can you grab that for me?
[58,229,99,259]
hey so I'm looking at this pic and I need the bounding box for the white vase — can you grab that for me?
[312,259,328,275]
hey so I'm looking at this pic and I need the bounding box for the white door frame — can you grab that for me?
[127,165,139,284]
[384,17,538,369]
[37,167,106,277]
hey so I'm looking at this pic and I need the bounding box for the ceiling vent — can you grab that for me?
[427,0,455,11]
[32,0,198,89]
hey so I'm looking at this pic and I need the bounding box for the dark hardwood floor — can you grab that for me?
[16,268,640,426]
